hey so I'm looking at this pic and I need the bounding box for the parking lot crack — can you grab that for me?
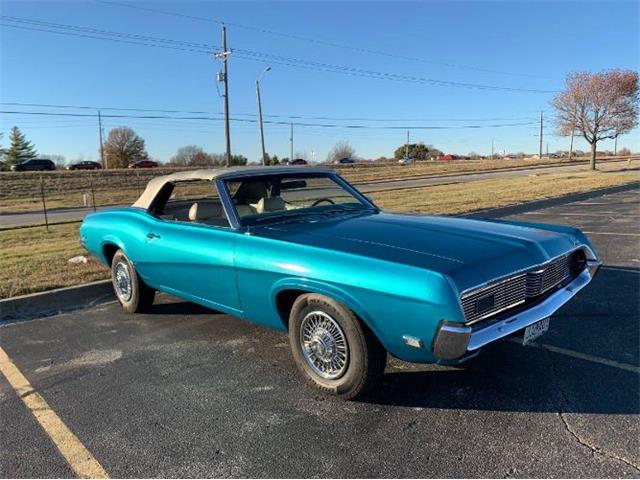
[546,350,640,473]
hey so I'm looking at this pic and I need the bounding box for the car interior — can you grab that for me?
[149,178,296,227]
[148,176,355,227]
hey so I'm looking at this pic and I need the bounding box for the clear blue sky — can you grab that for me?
[1,0,638,163]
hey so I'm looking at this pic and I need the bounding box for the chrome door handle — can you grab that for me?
[146,233,160,239]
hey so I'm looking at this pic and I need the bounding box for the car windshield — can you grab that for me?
[225,173,372,225]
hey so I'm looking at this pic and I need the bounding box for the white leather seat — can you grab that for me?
[236,204,257,217]
[255,197,286,214]
[188,202,223,222]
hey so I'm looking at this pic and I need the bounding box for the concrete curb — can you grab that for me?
[0,280,113,323]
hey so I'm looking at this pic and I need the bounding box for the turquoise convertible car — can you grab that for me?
[80,166,601,398]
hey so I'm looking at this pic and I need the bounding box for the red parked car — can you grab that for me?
[128,160,158,169]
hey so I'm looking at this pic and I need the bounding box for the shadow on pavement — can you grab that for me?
[149,301,222,316]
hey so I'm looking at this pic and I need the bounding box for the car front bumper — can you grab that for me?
[432,259,601,360]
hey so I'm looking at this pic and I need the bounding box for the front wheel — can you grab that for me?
[111,250,155,313]
[289,293,387,399]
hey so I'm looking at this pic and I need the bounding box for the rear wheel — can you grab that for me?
[288,293,386,399]
[111,250,155,313]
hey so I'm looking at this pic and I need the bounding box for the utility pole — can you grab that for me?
[215,25,232,167]
[405,130,409,159]
[98,110,105,169]
[289,122,294,161]
[256,80,266,165]
[568,127,574,161]
[614,134,618,156]
[546,143,549,158]
[256,67,270,166]
[491,138,494,160]
[539,111,543,159]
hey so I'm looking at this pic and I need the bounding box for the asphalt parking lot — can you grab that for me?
[1,186,638,478]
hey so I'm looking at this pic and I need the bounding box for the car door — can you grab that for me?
[134,180,242,315]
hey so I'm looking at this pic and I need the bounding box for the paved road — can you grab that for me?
[1,159,634,227]
[1,187,638,477]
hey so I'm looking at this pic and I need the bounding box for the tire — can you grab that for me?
[111,249,155,313]
[289,293,386,399]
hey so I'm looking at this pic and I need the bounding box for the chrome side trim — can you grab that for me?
[466,260,600,352]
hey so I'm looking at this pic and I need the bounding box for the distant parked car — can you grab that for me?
[398,157,414,166]
[67,160,102,171]
[128,160,158,169]
[10,158,56,171]
[334,157,354,165]
[290,158,308,165]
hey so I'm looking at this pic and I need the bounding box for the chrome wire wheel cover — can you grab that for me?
[300,311,349,379]
[114,261,132,303]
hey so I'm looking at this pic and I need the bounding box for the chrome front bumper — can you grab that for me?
[432,260,601,360]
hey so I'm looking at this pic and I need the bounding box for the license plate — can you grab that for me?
[523,318,550,345]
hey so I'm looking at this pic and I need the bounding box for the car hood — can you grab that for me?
[252,211,582,293]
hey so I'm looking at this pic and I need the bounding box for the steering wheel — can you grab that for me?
[311,198,335,207]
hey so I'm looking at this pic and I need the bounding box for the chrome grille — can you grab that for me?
[461,274,527,324]
[461,253,573,325]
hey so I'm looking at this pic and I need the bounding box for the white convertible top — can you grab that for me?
[132,165,333,209]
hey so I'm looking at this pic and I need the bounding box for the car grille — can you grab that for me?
[461,253,573,325]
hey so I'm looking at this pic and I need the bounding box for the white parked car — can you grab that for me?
[398,157,414,166]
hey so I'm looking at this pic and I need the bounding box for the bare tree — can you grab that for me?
[327,141,356,163]
[103,126,149,169]
[552,70,638,170]
[171,145,213,166]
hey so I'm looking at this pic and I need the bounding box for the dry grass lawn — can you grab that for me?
[1,164,638,298]
[0,223,108,298]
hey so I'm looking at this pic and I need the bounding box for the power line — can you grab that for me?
[0,109,538,130]
[1,16,555,94]
[94,0,554,80]
[0,101,539,123]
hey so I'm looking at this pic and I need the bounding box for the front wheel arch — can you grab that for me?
[271,281,388,352]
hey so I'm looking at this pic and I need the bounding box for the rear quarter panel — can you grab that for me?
[80,208,155,275]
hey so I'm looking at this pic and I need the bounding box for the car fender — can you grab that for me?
[270,277,387,348]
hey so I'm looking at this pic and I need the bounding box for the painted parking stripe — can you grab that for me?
[0,346,109,479]
[508,338,639,374]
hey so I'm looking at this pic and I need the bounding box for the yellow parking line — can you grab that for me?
[0,346,109,479]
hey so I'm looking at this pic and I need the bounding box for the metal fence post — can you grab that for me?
[89,174,97,212]
[40,176,49,232]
